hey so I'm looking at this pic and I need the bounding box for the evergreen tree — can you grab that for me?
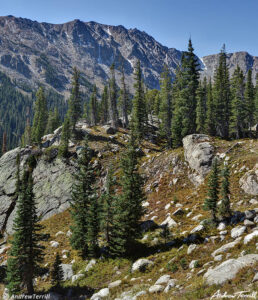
[244,69,255,132]
[119,64,129,128]
[68,67,82,132]
[109,64,119,128]
[70,137,99,258]
[213,45,231,139]
[159,64,172,148]
[100,86,109,124]
[154,91,161,117]
[219,165,231,218]
[255,75,258,125]
[203,158,219,222]
[58,116,70,158]
[31,87,48,144]
[145,89,159,126]
[131,60,147,140]
[2,131,7,154]
[205,79,216,136]
[46,108,61,134]
[196,78,207,133]
[89,85,98,126]
[229,65,245,138]
[109,136,145,257]
[7,156,46,296]
[51,253,64,287]
[22,118,32,147]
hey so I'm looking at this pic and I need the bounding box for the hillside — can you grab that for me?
[0,123,257,299]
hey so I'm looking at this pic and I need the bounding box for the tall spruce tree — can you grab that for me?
[46,107,61,134]
[229,65,246,139]
[58,116,70,158]
[255,75,258,126]
[119,64,129,128]
[196,78,207,133]
[213,45,231,139]
[203,158,220,222]
[89,85,98,126]
[109,135,145,257]
[51,253,64,287]
[219,165,231,218]
[68,67,82,132]
[109,64,119,128]
[70,137,99,258]
[131,60,147,140]
[31,87,48,144]
[100,85,109,124]
[205,79,216,136]
[159,64,172,148]
[7,155,46,296]
[244,69,255,133]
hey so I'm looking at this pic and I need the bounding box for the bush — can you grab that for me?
[166,262,178,273]
[180,257,188,270]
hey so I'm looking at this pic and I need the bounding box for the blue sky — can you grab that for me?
[1,0,258,57]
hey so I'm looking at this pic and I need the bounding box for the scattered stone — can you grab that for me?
[214,255,223,262]
[155,274,171,285]
[245,210,256,220]
[91,288,110,299]
[165,203,171,210]
[108,280,122,289]
[161,215,177,228]
[217,222,226,231]
[66,230,72,237]
[231,226,246,239]
[142,201,149,208]
[212,237,242,257]
[175,203,183,208]
[189,260,198,269]
[197,269,206,276]
[220,230,227,235]
[244,219,255,226]
[50,241,59,248]
[149,285,164,293]
[252,272,258,283]
[244,230,258,244]
[190,224,204,234]
[239,164,258,195]
[192,214,203,221]
[85,259,96,272]
[250,199,258,205]
[55,231,64,236]
[131,259,154,273]
[204,254,258,285]
[187,244,197,255]
[72,273,84,283]
[164,279,177,292]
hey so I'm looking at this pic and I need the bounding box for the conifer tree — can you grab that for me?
[196,78,207,133]
[22,118,32,147]
[100,86,109,124]
[205,80,216,136]
[154,91,161,117]
[109,64,119,128]
[131,60,147,140]
[229,65,245,138]
[213,45,231,139]
[203,158,219,222]
[70,137,98,258]
[89,85,98,126]
[2,131,7,154]
[255,75,258,125]
[58,116,70,158]
[109,135,145,257]
[31,87,48,144]
[219,165,231,218]
[7,155,46,296]
[51,253,64,287]
[68,67,82,132]
[244,69,255,132]
[159,64,172,148]
[46,108,61,134]
[119,64,129,128]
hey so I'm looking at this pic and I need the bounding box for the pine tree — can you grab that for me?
[31,87,48,144]
[7,156,46,296]
[2,132,7,154]
[109,64,119,128]
[203,158,219,222]
[159,64,172,148]
[131,60,146,140]
[46,107,61,134]
[51,253,64,287]
[100,86,109,124]
[68,67,82,132]
[109,135,145,257]
[119,64,129,128]
[213,45,231,139]
[229,65,245,138]
[89,85,98,126]
[205,79,216,136]
[196,78,207,133]
[244,69,255,133]
[69,137,98,258]
[255,74,258,125]
[154,91,161,117]
[22,118,32,147]
[58,116,70,158]
[219,165,231,218]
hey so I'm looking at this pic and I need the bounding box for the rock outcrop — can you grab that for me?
[239,163,258,195]
[182,134,214,186]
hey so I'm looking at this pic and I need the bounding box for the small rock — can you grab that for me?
[108,280,122,289]
[244,230,258,244]
[164,279,177,292]
[155,274,171,285]
[220,230,228,235]
[192,214,203,221]
[85,259,96,272]
[189,260,198,269]
[50,241,59,248]
[131,259,154,273]
[72,273,84,283]
[231,226,246,239]
[55,231,64,237]
[249,199,258,205]
[165,203,171,210]
[245,210,256,220]
[66,230,72,237]
[252,272,258,283]
[161,215,177,228]
[244,219,255,226]
[212,237,242,257]
[149,285,164,293]
[217,222,226,231]
[190,224,204,234]
[91,288,110,299]
[214,255,223,261]
[173,208,184,216]
[175,203,183,208]
[187,244,197,255]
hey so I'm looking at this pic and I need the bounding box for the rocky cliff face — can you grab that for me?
[0,15,183,93]
[201,51,258,83]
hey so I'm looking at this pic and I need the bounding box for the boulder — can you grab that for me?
[149,285,164,293]
[187,244,197,255]
[212,237,242,257]
[190,224,204,234]
[155,274,171,285]
[204,254,258,285]
[91,288,110,299]
[131,258,154,273]
[108,280,122,289]
[252,272,258,283]
[164,279,177,292]
[244,210,256,220]
[182,134,214,185]
[244,230,258,244]
[217,222,226,231]
[161,215,177,228]
[61,264,73,280]
[231,226,246,239]
[50,241,59,248]
[239,164,258,195]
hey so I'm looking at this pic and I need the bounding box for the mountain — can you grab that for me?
[0,15,183,94]
[201,51,258,83]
